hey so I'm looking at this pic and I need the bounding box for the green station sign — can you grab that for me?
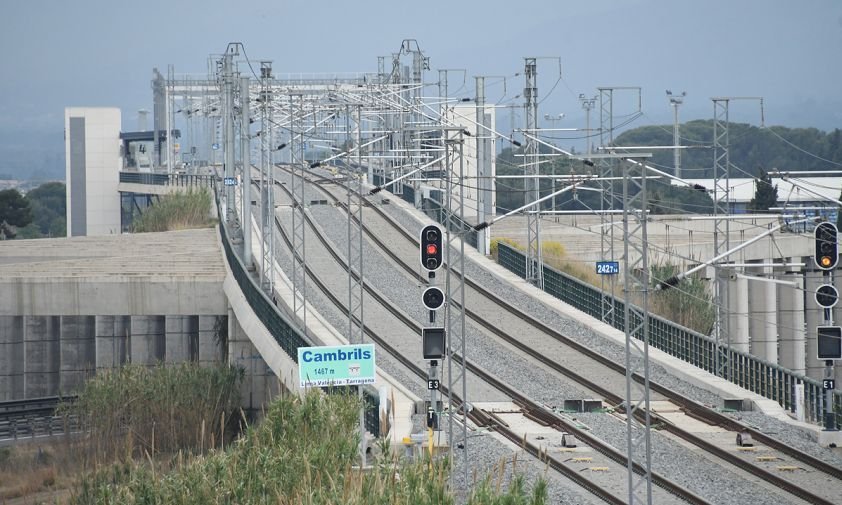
[297,344,376,388]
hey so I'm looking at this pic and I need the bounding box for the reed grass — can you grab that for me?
[70,389,547,505]
[58,363,242,466]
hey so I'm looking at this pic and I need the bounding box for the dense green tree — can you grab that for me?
[748,168,778,212]
[0,189,33,239]
[17,182,66,238]
[614,121,842,179]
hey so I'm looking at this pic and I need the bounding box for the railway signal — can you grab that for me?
[422,286,445,311]
[422,327,446,360]
[817,325,842,360]
[815,284,839,309]
[420,225,443,271]
[814,222,838,270]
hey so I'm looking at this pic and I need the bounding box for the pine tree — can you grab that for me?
[748,168,778,212]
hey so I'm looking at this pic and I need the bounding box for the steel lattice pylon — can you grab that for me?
[259,62,275,294]
[239,75,252,270]
[621,157,654,505]
[346,105,365,348]
[712,98,731,380]
[444,131,469,487]
[523,58,543,288]
[598,88,617,326]
[290,93,308,335]
[346,104,367,467]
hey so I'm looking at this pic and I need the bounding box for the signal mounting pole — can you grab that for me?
[523,58,543,288]
[617,151,655,505]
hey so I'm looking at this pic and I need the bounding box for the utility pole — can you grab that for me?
[710,96,763,380]
[476,76,493,255]
[666,90,686,178]
[240,75,252,268]
[620,153,655,505]
[523,58,543,288]
[259,61,274,294]
[222,46,236,222]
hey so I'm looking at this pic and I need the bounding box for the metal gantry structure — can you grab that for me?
[152,40,764,498]
[620,155,655,505]
[523,58,543,289]
[710,96,764,380]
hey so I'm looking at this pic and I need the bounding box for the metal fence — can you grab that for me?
[217,199,380,437]
[498,242,842,426]
[120,171,216,187]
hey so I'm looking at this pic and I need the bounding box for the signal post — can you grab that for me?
[814,222,840,439]
[420,225,445,446]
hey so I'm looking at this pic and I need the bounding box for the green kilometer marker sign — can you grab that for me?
[297,344,376,388]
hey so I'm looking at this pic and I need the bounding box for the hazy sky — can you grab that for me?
[2,0,841,154]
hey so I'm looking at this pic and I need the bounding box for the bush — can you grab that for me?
[132,189,215,233]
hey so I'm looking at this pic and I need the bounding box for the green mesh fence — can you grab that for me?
[497,242,840,426]
[218,200,380,437]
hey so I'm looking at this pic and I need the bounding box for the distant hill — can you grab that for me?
[0,128,65,181]
[614,120,842,179]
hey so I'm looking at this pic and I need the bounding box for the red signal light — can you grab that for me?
[426,244,438,255]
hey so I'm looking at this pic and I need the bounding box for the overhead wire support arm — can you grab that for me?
[656,216,818,290]
[473,179,593,231]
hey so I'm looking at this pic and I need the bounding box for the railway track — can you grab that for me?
[254,173,709,504]
[258,164,842,505]
[0,396,77,443]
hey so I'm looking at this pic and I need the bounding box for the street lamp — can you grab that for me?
[578,94,597,155]
[666,90,686,178]
[544,113,565,128]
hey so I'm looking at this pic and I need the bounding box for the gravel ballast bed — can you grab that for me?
[265,174,842,502]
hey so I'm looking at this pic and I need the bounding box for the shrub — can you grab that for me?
[132,189,215,233]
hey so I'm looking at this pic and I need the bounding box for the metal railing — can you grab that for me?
[120,171,216,188]
[217,193,380,437]
[497,242,842,426]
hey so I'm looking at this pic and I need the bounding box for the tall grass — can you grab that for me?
[59,363,242,465]
[132,189,215,233]
[71,390,547,505]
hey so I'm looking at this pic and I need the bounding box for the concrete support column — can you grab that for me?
[95,315,129,370]
[778,264,806,375]
[804,262,824,381]
[60,315,96,394]
[760,265,778,363]
[130,315,165,365]
[747,264,776,362]
[0,316,24,400]
[24,316,60,398]
[165,315,197,363]
[731,272,750,353]
[198,315,225,364]
[228,313,272,412]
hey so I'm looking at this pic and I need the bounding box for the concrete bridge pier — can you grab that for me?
[0,316,24,399]
[228,311,279,414]
[198,315,225,364]
[95,315,130,370]
[24,316,61,397]
[778,262,806,375]
[60,315,95,394]
[730,272,750,353]
[130,316,166,365]
[166,315,199,363]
